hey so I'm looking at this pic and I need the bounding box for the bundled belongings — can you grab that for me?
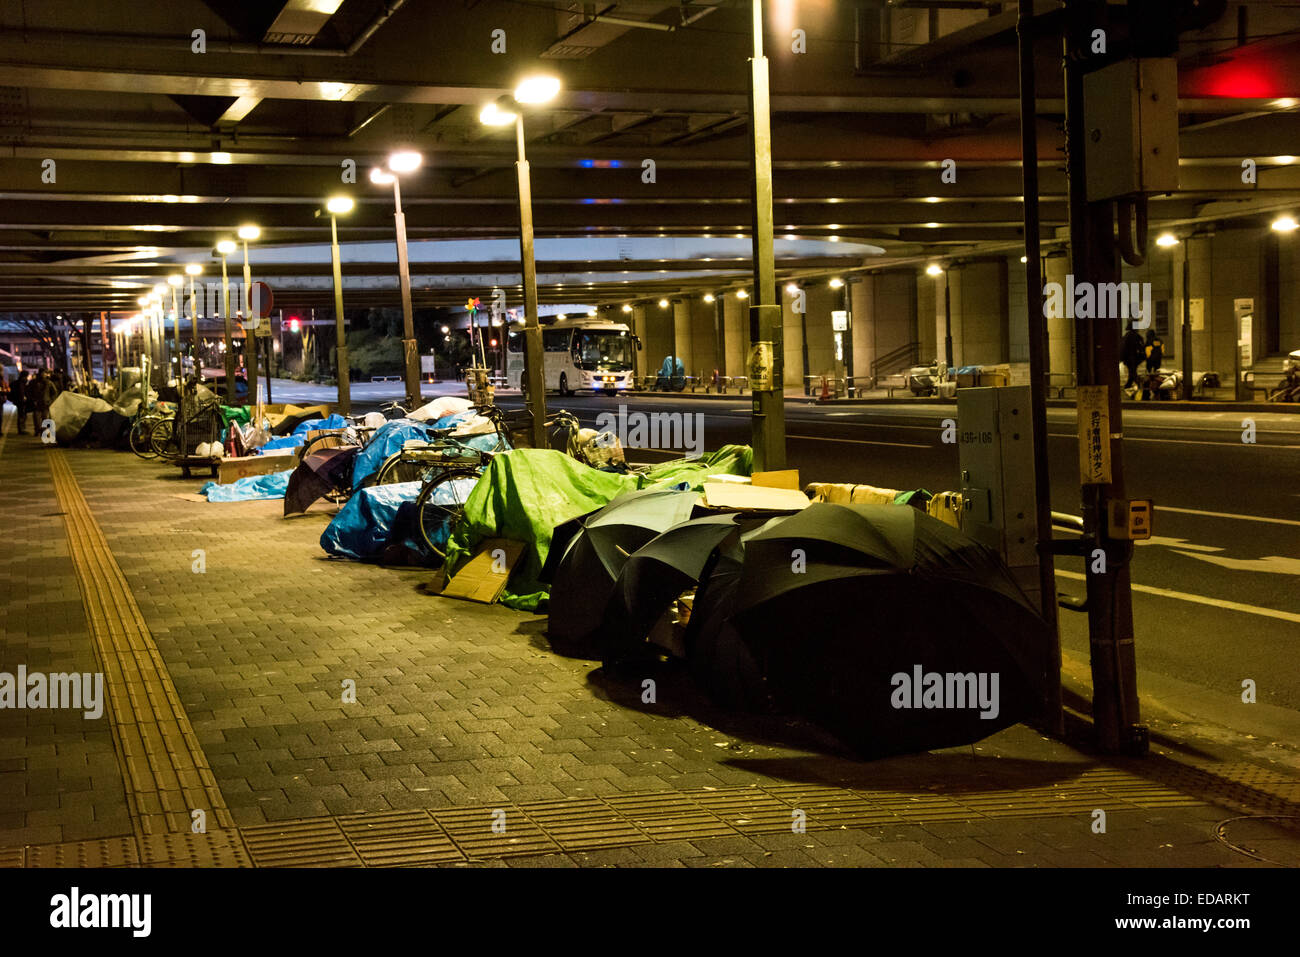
[442,445,754,611]
[318,475,476,563]
[200,469,293,502]
[48,391,113,444]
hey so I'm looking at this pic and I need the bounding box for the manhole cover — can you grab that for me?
[1217,816,1300,866]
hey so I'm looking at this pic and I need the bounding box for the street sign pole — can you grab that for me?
[748,0,784,470]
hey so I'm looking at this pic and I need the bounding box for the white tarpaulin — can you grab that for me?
[49,391,113,443]
[408,395,473,422]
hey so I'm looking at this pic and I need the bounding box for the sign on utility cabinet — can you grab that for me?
[1076,385,1112,486]
[957,386,1042,614]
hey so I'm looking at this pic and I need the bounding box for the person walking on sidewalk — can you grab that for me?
[1142,330,1165,401]
[26,368,55,436]
[11,371,29,433]
[1121,322,1145,392]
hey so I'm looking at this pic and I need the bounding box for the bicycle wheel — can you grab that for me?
[130,418,159,459]
[415,467,482,559]
[149,418,179,460]
[372,451,433,486]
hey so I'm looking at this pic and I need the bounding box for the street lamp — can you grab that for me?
[478,74,561,448]
[370,151,423,411]
[185,263,203,378]
[927,263,954,373]
[319,195,355,413]
[1271,214,1298,233]
[237,224,260,405]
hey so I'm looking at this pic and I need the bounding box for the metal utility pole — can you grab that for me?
[1181,241,1194,401]
[514,112,548,449]
[329,211,351,415]
[1063,0,1143,754]
[389,177,422,412]
[220,252,237,404]
[242,238,257,408]
[943,268,955,371]
[748,0,784,469]
[1017,1,1062,734]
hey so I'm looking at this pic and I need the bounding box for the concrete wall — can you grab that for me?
[723,293,747,382]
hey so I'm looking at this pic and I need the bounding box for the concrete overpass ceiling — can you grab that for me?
[0,0,1298,316]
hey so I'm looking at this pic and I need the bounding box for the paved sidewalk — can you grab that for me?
[1,415,1298,868]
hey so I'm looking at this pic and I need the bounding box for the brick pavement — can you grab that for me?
[1,412,1298,867]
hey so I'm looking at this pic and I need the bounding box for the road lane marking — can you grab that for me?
[787,434,928,449]
[1135,536,1222,552]
[1156,506,1300,527]
[1055,569,1300,624]
[1170,551,1300,575]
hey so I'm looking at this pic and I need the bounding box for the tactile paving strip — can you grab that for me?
[24,837,139,868]
[18,763,1243,867]
[336,811,464,866]
[48,449,232,839]
[240,819,360,868]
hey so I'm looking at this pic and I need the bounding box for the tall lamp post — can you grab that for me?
[185,262,203,380]
[927,263,953,373]
[215,239,238,403]
[149,284,165,389]
[238,225,260,407]
[370,151,423,412]
[319,196,354,414]
[479,74,561,450]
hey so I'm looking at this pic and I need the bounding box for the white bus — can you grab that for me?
[505,319,639,395]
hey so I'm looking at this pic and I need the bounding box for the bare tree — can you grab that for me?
[0,314,73,373]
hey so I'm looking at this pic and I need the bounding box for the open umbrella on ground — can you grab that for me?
[546,486,700,652]
[284,446,357,516]
[695,502,1050,758]
[600,512,769,667]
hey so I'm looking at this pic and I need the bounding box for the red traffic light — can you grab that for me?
[288,317,301,333]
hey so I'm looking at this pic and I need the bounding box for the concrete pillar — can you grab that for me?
[687,295,719,385]
[1042,254,1073,378]
[803,282,837,386]
[723,293,747,384]
[672,298,692,377]
[782,289,805,393]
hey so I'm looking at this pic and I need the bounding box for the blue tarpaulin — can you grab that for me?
[320,481,422,560]
[200,469,293,501]
[258,413,348,453]
[350,419,430,488]
[320,476,480,562]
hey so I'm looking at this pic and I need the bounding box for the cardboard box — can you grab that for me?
[751,469,800,490]
[217,454,297,485]
[701,482,809,512]
[441,538,525,603]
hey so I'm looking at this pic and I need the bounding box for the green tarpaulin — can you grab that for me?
[443,445,753,611]
[219,405,251,427]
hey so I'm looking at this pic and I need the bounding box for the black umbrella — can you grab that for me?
[600,512,767,666]
[703,502,1050,757]
[546,487,700,650]
[284,446,357,516]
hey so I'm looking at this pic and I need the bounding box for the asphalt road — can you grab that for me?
[271,378,1300,717]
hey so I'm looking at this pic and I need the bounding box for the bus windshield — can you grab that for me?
[573,330,633,371]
